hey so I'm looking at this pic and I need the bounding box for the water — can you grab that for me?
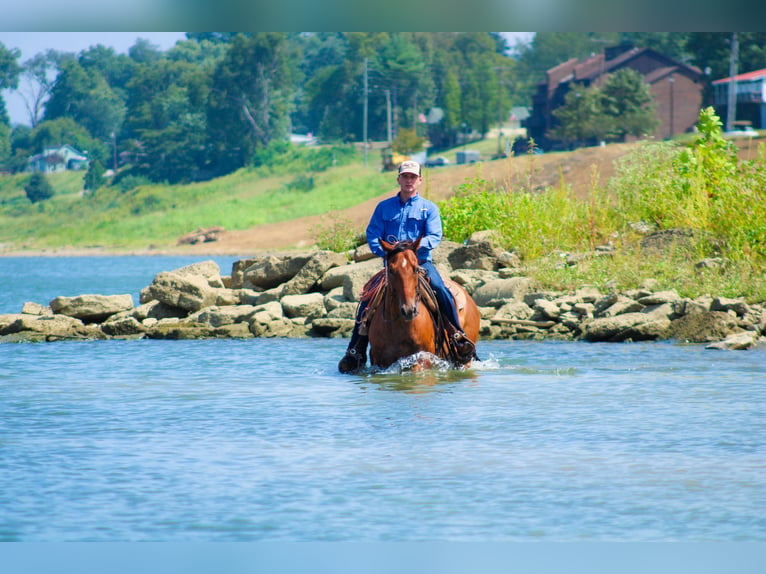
[1,257,765,541]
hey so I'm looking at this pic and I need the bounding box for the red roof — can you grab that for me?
[712,67,766,84]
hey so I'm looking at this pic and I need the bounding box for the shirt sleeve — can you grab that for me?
[418,201,442,259]
[366,202,386,258]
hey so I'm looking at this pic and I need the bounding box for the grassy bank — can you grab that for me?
[439,109,766,302]
[0,149,391,251]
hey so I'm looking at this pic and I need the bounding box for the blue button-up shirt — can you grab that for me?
[366,193,442,263]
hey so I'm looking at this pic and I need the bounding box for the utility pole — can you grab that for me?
[726,32,739,132]
[495,67,504,157]
[385,89,392,143]
[363,58,368,167]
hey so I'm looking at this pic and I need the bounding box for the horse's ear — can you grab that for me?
[380,238,395,253]
[412,236,422,251]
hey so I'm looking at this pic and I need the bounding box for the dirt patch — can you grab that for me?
[177,142,638,256]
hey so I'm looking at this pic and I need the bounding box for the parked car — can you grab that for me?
[725,126,758,138]
[424,156,450,167]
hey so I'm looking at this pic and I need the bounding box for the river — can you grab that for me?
[0,256,764,542]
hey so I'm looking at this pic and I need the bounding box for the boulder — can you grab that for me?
[146,271,220,312]
[637,290,681,306]
[279,250,348,296]
[21,302,52,315]
[473,277,533,307]
[229,258,260,289]
[0,314,91,339]
[243,253,312,289]
[706,331,760,351]
[50,294,134,323]
[310,317,355,337]
[448,240,501,271]
[711,296,750,318]
[319,258,380,292]
[187,305,259,327]
[449,269,500,294]
[171,260,225,288]
[584,312,671,342]
[281,293,326,319]
[668,311,744,343]
[100,316,146,337]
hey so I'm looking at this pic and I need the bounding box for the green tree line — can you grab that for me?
[1,32,765,186]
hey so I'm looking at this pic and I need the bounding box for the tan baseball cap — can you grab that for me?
[398,160,421,176]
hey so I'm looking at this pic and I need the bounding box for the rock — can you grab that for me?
[533,298,561,320]
[0,314,91,339]
[353,243,376,262]
[100,316,146,337]
[243,253,312,289]
[310,317,355,337]
[711,296,749,317]
[281,293,326,319]
[280,250,348,296]
[492,301,534,322]
[448,240,501,271]
[146,271,219,312]
[132,300,187,321]
[171,260,224,287]
[50,294,134,323]
[574,286,602,303]
[145,321,217,340]
[637,290,681,306]
[187,305,259,327]
[229,258,260,289]
[668,311,744,343]
[584,312,671,342]
[473,277,533,307]
[449,269,499,294]
[21,302,52,315]
[598,296,645,318]
[706,331,759,351]
[318,258,378,293]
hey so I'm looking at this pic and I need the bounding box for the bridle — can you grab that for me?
[383,241,423,321]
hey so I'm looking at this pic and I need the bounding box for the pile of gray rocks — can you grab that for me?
[2,235,764,350]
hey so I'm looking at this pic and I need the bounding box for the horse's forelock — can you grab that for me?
[385,240,417,259]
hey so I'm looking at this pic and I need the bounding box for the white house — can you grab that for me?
[27,144,90,173]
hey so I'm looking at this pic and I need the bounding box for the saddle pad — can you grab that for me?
[445,279,467,311]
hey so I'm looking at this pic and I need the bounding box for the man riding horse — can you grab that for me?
[338,160,477,373]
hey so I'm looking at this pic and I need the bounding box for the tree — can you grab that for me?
[24,172,54,203]
[44,59,126,141]
[207,33,295,174]
[123,59,212,183]
[84,159,106,192]
[550,69,658,146]
[18,50,65,128]
[599,68,658,139]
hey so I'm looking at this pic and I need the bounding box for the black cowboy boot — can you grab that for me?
[447,324,476,364]
[338,335,369,373]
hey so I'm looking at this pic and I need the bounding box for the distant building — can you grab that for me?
[525,44,705,149]
[28,145,90,173]
[712,67,766,130]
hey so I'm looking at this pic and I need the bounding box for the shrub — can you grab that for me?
[24,172,54,203]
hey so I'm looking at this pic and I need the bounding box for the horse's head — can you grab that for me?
[381,237,422,321]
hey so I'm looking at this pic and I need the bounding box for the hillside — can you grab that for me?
[3,136,762,257]
[170,137,763,256]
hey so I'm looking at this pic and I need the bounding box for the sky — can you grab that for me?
[0,32,533,127]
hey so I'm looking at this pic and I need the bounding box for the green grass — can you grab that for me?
[0,156,392,250]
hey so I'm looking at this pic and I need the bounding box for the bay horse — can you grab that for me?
[365,238,480,371]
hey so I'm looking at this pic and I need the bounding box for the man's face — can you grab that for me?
[397,172,422,196]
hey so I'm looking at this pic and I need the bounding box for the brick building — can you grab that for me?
[525,44,705,150]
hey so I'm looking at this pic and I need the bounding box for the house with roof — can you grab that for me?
[712,67,766,130]
[27,144,90,173]
[524,44,705,150]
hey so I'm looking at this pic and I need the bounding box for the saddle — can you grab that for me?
[357,268,468,364]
